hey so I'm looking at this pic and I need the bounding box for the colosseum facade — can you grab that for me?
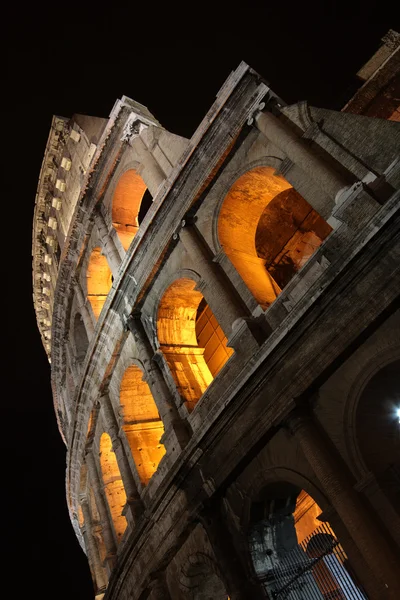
[32,40,400,600]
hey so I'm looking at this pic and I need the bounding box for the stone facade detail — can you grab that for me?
[32,38,400,600]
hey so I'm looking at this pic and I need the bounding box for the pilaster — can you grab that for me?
[126,314,191,452]
[179,223,267,353]
[99,393,144,524]
[130,135,166,196]
[255,108,352,201]
[81,497,108,592]
[93,208,122,276]
[73,277,95,336]
[85,448,117,572]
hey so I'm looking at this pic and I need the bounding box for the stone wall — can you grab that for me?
[32,56,400,600]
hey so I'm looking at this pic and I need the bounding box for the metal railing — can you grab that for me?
[261,523,368,599]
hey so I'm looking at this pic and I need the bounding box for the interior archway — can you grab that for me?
[355,360,400,513]
[120,365,166,486]
[86,247,113,319]
[99,432,127,541]
[218,167,331,309]
[112,169,152,250]
[249,483,366,599]
[157,278,233,411]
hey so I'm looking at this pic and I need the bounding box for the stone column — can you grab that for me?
[99,393,144,523]
[131,135,166,196]
[179,224,266,350]
[85,448,117,570]
[126,314,190,451]
[93,209,122,276]
[287,410,400,598]
[201,507,266,600]
[81,497,108,592]
[255,110,352,201]
[73,278,95,336]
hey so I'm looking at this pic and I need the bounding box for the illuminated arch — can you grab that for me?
[86,247,113,319]
[157,278,233,411]
[112,169,150,250]
[99,432,127,540]
[218,167,331,309]
[120,365,166,486]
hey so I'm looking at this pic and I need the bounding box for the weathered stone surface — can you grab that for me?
[32,45,400,600]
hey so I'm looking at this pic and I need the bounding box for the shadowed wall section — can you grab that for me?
[355,360,400,512]
[157,278,233,411]
[181,561,229,600]
[112,170,148,250]
[99,433,127,541]
[120,365,166,486]
[218,167,331,308]
[86,247,113,319]
[74,312,89,363]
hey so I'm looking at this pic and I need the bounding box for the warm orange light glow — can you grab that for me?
[120,365,165,486]
[218,167,331,308]
[87,412,93,435]
[157,278,232,410]
[99,432,127,540]
[112,170,147,250]
[86,247,113,319]
[195,301,233,377]
[294,490,348,596]
[294,490,324,544]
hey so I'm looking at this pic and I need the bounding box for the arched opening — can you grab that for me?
[99,432,127,541]
[112,169,152,250]
[355,360,400,513]
[157,278,233,412]
[120,365,166,486]
[249,483,367,599]
[86,247,113,319]
[218,167,332,309]
[182,560,229,600]
[74,312,89,364]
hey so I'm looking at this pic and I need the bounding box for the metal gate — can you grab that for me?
[263,523,368,599]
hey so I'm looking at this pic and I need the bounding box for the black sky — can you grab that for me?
[4,2,396,598]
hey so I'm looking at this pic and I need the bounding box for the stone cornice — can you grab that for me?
[32,115,69,359]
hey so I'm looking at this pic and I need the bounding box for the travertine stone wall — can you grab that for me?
[32,52,400,600]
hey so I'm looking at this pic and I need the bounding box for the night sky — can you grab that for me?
[4,3,394,598]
